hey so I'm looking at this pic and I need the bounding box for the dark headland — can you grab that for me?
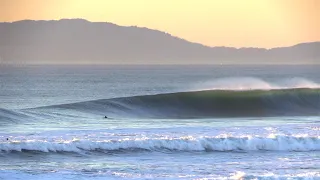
[0,19,319,64]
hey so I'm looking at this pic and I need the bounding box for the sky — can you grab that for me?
[0,0,319,48]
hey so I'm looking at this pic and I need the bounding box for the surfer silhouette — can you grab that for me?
[104,116,108,119]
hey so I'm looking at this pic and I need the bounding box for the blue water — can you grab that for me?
[0,65,319,180]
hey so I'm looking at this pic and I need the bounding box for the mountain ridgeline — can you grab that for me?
[0,19,319,64]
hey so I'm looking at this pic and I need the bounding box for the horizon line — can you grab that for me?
[1,62,320,66]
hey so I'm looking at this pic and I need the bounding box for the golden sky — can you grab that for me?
[0,0,319,48]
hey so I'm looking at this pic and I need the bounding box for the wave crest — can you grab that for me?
[195,77,320,91]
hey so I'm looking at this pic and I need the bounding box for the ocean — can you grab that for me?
[0,65,319,180]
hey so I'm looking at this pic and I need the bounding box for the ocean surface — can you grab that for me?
[0,65,319,180]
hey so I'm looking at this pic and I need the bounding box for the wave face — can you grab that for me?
[0,108,30,124]
[1,135,319,153]
[37,88,320,118]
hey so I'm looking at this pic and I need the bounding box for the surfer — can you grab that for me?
[104,116,108,119]
[6,138,9,141]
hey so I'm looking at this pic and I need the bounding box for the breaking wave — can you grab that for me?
[1,135,319,153]
[32,88,320,118]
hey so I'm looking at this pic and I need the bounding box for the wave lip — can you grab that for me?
[1,135,319,153]
[196,77,320,91]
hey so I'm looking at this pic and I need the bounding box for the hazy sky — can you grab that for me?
[1,0,319,48]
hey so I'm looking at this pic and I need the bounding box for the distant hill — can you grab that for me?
[0,19,319,64]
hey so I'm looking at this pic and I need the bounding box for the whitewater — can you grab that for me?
[0,65,319,180]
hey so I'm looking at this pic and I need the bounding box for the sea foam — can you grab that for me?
[1,135,319,153]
